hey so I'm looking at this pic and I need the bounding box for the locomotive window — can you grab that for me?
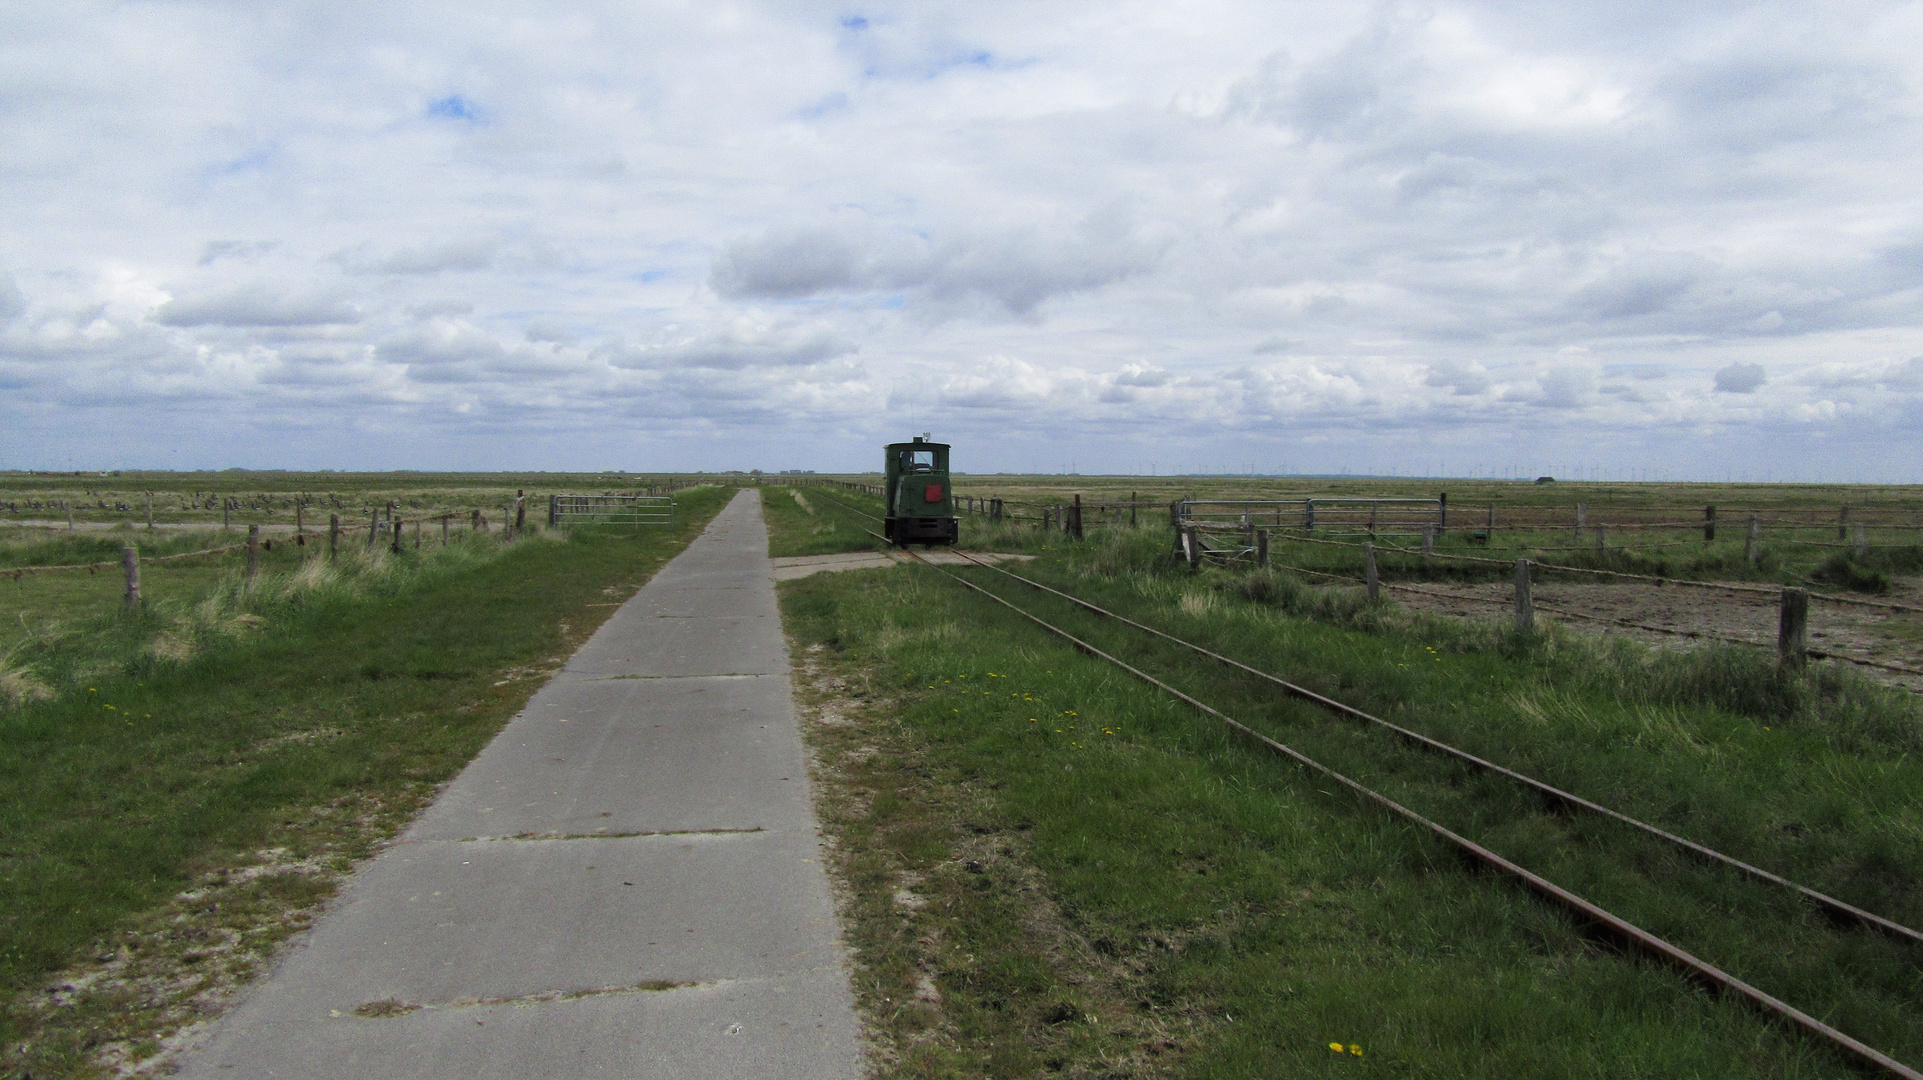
[903,449,936,473]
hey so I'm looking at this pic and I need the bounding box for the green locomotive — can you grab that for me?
[883,435,959,546]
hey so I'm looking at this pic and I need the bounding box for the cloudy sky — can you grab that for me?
[4,1,1922,479]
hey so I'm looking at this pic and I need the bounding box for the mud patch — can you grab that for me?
[1375,577,1923,691]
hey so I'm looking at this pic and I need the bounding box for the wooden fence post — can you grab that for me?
[442,516,450,545]
[66,501,73,530]
[1305,498,1315,530]
[472,508,482,534]
[1514,559,1534,634]
[1256,528,1269,568]
[1745,515,1760,565]
[1364,542,1379,602]
[1778,587,1808,669]
[366,508,378,549]
[516,491,527,531]
[392,518,405,554]
[1575,502,1586,541]
[329,513,340,559]
[1704,505,1716,543]
[548,494,559,527]
[222,498,230,531]
[246,525,260,582]
[414,519,422,549]
[1594,524,1605,556]
[1071,494,1083,540]
[1130,492,1138,528]
[1438,492,1448,532]
[1486,504,1495,540]
[1421,524,1435,559]
[122,545,140,609]
[1838,505,1849,541]
[1854,522,1869,559]
[1369,502,1378,537]
[145,493,153,530]
[1185,524,1200,569]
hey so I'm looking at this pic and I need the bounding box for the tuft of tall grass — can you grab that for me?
[1,529,549,710]
[1810,552,1894,593]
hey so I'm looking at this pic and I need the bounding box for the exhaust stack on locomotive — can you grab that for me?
[882,435,959,547]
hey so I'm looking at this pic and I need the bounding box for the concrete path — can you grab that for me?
[177,489,863,1079]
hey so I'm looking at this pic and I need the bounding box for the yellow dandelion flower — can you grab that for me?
[1350,1045,1362,1057]
[1329,1042,1344,1053]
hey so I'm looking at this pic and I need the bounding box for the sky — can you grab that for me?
[3,1,1922,480]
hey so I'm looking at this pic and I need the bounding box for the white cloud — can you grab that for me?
[339,238,500,276]
[153,284,361,328]
[2,0,1922,478]
[0,271,24,324]
[709,209,1164,317]
[602,318,858,372]
[1714,362,1767,393]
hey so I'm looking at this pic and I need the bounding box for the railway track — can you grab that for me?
[803,489,1922,1078]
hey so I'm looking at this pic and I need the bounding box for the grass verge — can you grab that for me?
[0,488,732,1078]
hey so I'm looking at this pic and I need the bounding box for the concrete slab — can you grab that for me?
[175,489,863,1080]
[406,674,810,840]
[771,549,1036,581]
[205,831,838,1007]
[563,616,787,678]
[180,969,854,1080]
[772,552,896,580]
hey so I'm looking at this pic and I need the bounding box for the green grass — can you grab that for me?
[0,487,732,1077]
[762,486,877,557]
[1,529,306,655]
[776,496,1923,1078]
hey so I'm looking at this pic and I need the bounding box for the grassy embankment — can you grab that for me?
[0,486,731,1077]
[767,486,1923,1078]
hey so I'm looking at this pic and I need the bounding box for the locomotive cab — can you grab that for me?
[883,435,960,546]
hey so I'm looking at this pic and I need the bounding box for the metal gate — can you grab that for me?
[549,494,675,528]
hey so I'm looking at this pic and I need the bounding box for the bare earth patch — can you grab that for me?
[1373,576,1923,690]
[15,788,435,1078]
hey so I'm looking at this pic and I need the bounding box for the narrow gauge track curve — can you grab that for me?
[796,488,1922,1078]
[810,487,1923,945]
[950,552,1923,946]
